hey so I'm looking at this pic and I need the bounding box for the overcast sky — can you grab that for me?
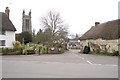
[0,0,119,35]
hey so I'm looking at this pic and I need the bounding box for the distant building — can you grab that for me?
[75,33,79,40]
[68,34,80,49]
[80,19,120,53]
[22,10,32,33]
[0,7,16,48]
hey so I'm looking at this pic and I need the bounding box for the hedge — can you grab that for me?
[88,51,119,56]
[2,47,22,55]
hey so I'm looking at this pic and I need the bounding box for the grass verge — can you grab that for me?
[88,51,119,56]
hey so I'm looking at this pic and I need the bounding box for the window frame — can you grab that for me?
[101,45,106,50]
[0,40,6,46]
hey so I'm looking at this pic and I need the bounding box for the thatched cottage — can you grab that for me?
[80,19,120,53]
[0,7,16,48]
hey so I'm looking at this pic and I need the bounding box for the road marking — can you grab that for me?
[92,64,102,66]
[73,53,93,65]
[105,64,117,66]
[91,64,117,66]
[72,53,117,66]
[86,60,93,64]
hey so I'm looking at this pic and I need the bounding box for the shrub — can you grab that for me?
[12,41,21,48]
[42,46,47,54]
[2,47,22,55]
[0,48,2,53]
[2,48,5,54]
[88,51,119,56]
[64,44,68,50]
[83,46,90,54]
[112,51,119,56]
[6,48,9,54]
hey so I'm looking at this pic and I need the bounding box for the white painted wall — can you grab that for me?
[68,40,80,49]
[0,31,15,48]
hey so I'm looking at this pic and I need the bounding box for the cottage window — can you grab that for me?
[101,37,105,40]
[101,45,106,50]
[0,40,6,46]
[93,45,96,50]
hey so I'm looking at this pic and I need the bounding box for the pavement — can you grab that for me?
[0,49,118,78]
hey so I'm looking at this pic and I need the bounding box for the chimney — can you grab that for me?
[95,22,100,26]
[5,7,10,18]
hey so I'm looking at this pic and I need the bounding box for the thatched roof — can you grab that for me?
[1,12,16,31]
[80,19,120,40]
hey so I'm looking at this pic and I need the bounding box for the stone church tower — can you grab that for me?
[22,10,32,33]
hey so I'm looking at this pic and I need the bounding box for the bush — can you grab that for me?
[88,51,119,56]
[64,44,68,50]
[42,46,47,54]
[12,41,21,48]
[0,48,2,53]
[2,48,9,54]
[83,46,90,54]
[2,47,22,55]
[112,51,119,56]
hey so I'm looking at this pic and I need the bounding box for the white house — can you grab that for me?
[0,7,16,48]
[67,34,80,49]
[68,39,80,49]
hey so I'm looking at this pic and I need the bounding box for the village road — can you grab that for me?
[1,49,118,78]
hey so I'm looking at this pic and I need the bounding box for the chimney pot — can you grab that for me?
[5,7,10,18]
[95,22,100,26]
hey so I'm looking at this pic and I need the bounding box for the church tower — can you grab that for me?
[75,33,79,40]
[22,10,32,33]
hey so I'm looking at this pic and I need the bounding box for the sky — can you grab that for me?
[0,0,119,36]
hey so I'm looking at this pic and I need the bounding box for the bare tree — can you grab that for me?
[41,11,68,42]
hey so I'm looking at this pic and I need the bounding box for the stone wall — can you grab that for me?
[80,39,118,53]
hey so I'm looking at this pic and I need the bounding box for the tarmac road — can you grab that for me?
[1,49,118,78]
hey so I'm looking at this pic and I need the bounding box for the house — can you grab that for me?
[67,34,80,49]
[67,39,80,49]
[0,7,16,48]
[80,19,120,53]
